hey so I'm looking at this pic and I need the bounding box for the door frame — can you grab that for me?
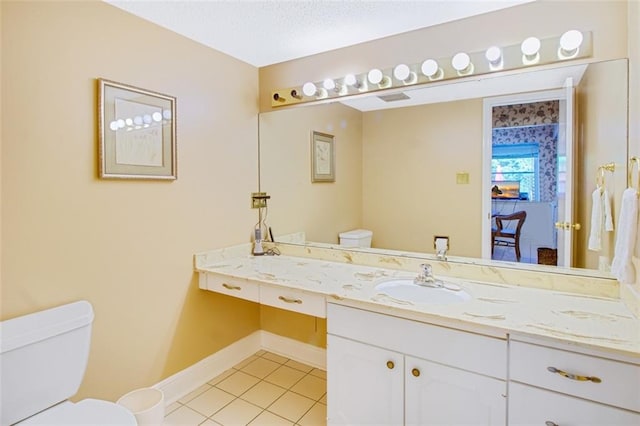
[481,88,569,263]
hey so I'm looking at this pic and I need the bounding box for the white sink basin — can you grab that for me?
[374,278,471,305]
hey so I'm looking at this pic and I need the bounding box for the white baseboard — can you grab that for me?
[154,331,326,405]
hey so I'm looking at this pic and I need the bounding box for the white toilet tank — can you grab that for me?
[0,301,95,425]
[339,229,373,248]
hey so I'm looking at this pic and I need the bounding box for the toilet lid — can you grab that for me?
[21,399,137,425]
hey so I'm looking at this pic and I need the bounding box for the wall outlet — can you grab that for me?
[251,192,270,209]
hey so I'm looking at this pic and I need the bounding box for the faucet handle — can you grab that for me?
[419,263,433,277]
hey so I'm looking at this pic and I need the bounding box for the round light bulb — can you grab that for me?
[152,112,162,122]
[393,64,410,81]
[560,29,583,55]
[421,59,439,78]
[302,82,317,97]
[367,68,383,85]
[485,46,502,64]
[323,78,336,91]
[162,110,172,120]
[116,119,125,128]
[521,37,541,56]
[451,52,471,72]
[109,121,118,131]
[125,118,133,126]
[344,74,357,86]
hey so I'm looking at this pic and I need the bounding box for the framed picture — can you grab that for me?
[98,78,177,180]
[311,131,335,182]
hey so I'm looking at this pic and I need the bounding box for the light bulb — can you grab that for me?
[521,36,541,64]
[559,30,583,59]
[125,118,133,126]
[420,59,442,80]
[143,114,152,124]
[344,74,357,86]
[302,82,317,97]
[485,46,502,66]
[393,64,410,81]
[109,121,118,131]
[152,112,162,122]
[162,110,172,120]
[367,68,383,85]
[452,52,473,75]
[323,78,336,91]
[116,119,125,128]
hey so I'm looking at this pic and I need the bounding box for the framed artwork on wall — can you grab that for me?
[311,131,335,182]
[98,78,177,180]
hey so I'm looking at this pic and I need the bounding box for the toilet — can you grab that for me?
[338,229,373,248]
[0,301,137,425]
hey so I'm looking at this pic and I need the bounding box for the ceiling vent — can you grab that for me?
[377,92,410,102]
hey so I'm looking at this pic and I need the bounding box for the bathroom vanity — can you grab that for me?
[195,242,640,425]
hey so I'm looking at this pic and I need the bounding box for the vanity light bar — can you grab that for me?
[271,31,592,107]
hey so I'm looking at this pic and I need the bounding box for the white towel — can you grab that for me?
[588,188,614,251]
[610,188,638,284]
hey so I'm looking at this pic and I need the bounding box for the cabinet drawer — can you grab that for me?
[328,304,506,379]
[260,285,326,318]
[509,382,640,425]
[205,273,260,302]
[510,341,640,412]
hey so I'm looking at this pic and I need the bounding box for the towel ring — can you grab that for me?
[629,156,640,195]
[596,162,615,191]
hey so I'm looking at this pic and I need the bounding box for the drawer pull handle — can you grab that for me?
[222,283,242,290]
[545,422,559,426]
[547,366,601,383]
[386,361,395,370]
[278,296,302,304]
[411,368,420,377]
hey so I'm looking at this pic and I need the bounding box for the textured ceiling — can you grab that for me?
[105,0,533,67]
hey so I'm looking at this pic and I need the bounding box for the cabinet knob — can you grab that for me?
[547,366,601,383]
[545,422,559,426]
[411,368,420,377]
[386,361,395,369]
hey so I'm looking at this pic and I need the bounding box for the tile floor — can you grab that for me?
[491,244,538,265]
[163,351,326,426]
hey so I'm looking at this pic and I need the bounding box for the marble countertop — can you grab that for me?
[196,252,639,360]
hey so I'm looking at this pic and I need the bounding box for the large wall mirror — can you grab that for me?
[259,58,628,277]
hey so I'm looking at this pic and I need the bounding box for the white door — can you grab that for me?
[482,87,575,266]
[556,77,576,267]
[509,382,640,425]
[327,335,404,425]
[404,356,507,426]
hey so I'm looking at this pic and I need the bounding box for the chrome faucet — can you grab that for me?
[415,263,443,288]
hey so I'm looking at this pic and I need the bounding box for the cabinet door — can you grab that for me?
[405,356,506,426]
[510,382,640,425]
[327,335,404,425]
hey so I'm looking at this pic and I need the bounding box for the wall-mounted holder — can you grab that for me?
[251,192,270,209]
[270,30,592,108]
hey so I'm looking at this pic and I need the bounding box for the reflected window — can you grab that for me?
[491,143,540,201]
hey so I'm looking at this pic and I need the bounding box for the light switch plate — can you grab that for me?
[456,172,470,184]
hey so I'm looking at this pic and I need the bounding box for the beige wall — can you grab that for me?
[628,1,640,312]
[575,60,628,270]
[259,102,363,244]
[362,100,482,256]
[1,1,260,401]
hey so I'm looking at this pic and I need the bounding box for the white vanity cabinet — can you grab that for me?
[199,272,326,317]
[508,338,640,425]
[327,303,507,425]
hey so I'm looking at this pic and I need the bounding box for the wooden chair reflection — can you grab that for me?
[491,211,527,262]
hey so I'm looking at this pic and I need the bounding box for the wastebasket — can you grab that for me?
[117,387,165,425]
[537,247,558,266]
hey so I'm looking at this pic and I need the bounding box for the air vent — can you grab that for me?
[377,92,410,102]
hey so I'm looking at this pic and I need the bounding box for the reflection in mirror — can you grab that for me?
[259,59,628,276]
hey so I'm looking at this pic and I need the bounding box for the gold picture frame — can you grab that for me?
[98,78,177,180]
[311,131,335,182]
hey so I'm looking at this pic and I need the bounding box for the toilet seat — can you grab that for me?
[21,399,136,425]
